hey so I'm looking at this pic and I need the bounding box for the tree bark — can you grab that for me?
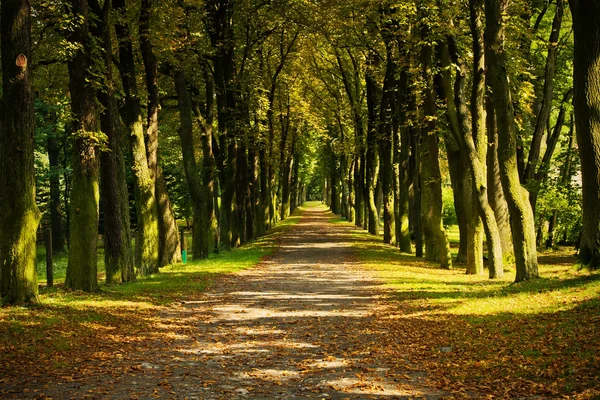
[65,0,101,291]
[140,0,181,265]
[487,100,515,263]
[175,70,206,259]
[206,0,238,250]
[409,124,423,257]
[523,0,564,196]
[467,1,504,278]
[420,27,451,269]
[192,61,218,255]
[365,65,380,236]
[379,40,397,245]
[569,0,600,268]
[47,134,66,253]
[0,0,41,303]
[546,116,574,249]
[397,70,412,253]
[485,0,539,282]
[113,0,160,275]
[91,0,135,284]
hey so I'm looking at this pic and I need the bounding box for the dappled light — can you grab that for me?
[1,203,599,398]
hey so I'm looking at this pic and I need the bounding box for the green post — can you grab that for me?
[45,227,53,287]
[180,229,187,264]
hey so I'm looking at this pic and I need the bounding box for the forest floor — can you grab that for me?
[1,202,599,399]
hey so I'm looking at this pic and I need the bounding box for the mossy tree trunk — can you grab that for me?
[65,0,101,291]
[365,64,380,236]
[409,123,424,257]
[379,38,397,246]
[396,70,412,253]
[569,0,600,269]
[206,0,238,250]
[193,61,218,255]
[0,0,41,304]
[420,27,451,269]
[440,11,504,278]
[486,99,514,263]
[140,0,181,266]
[174,70,206,259]
[113,0,160,275]
[485,0,538,282]
[91,0,135,284]
[466,0,504,278]
[546,117,574,249]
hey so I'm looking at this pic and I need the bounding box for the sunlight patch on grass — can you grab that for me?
[348,226,600,318]
[1,210,302,381]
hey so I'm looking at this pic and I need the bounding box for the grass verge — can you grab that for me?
[347,223,600,399]
[0,211,301,392]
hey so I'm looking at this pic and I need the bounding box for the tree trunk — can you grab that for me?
[140,0,181,265]
[530,89,573,210]
[487,100,515,263]
[485,0,539,282]
[113,0,159,275]
[236,132,249,245]
[365,66,380,236]
[396,70,412,253]
[193,61,218,255]
[0,0,41,303]
[547,116,574,249]
[346,156,355,222]
[446,146,469,263]
[65,0,101,291]
[259,144,269,235]
[523,0,564,193]
[356,154,365,228]
[569,0,600,268]
[91,0,134,284]
[420,28,451,269]
[467,1,504,278]
[175,70,206,259]
[379,41,397,245]
[247,128,259,241]
[47,135,66,253]
[437,42,471,267]
[206,0,238,249]
[410,125,423,257]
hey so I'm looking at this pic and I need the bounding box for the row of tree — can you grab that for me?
[308,0,599,281]
[1,0,599,305]
[1,0,315,303]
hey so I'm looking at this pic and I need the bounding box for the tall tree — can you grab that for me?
[90,0,135,284]
[65,0,101,291]
[569,0,600,268]
[139,0,181,266]
[47,132,66,253]
[174,69,207,259]
[485,0,538,282]
[523,0,565,212]
[205,0,238,250]
[419,14,451,269]
[114,0,160,275]
[0,0,41,303]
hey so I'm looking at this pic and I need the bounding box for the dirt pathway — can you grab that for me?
[22,204,446,399]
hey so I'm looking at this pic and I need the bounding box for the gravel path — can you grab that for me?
[17,204,445,399]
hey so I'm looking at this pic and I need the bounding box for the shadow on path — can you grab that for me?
[13,204,446,399]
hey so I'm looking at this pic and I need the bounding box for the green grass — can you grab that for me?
[344,222,600,398]
[1,210,302,383]
[36,245,105,284]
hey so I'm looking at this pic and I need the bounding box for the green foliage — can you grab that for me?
[442,185,457,227]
